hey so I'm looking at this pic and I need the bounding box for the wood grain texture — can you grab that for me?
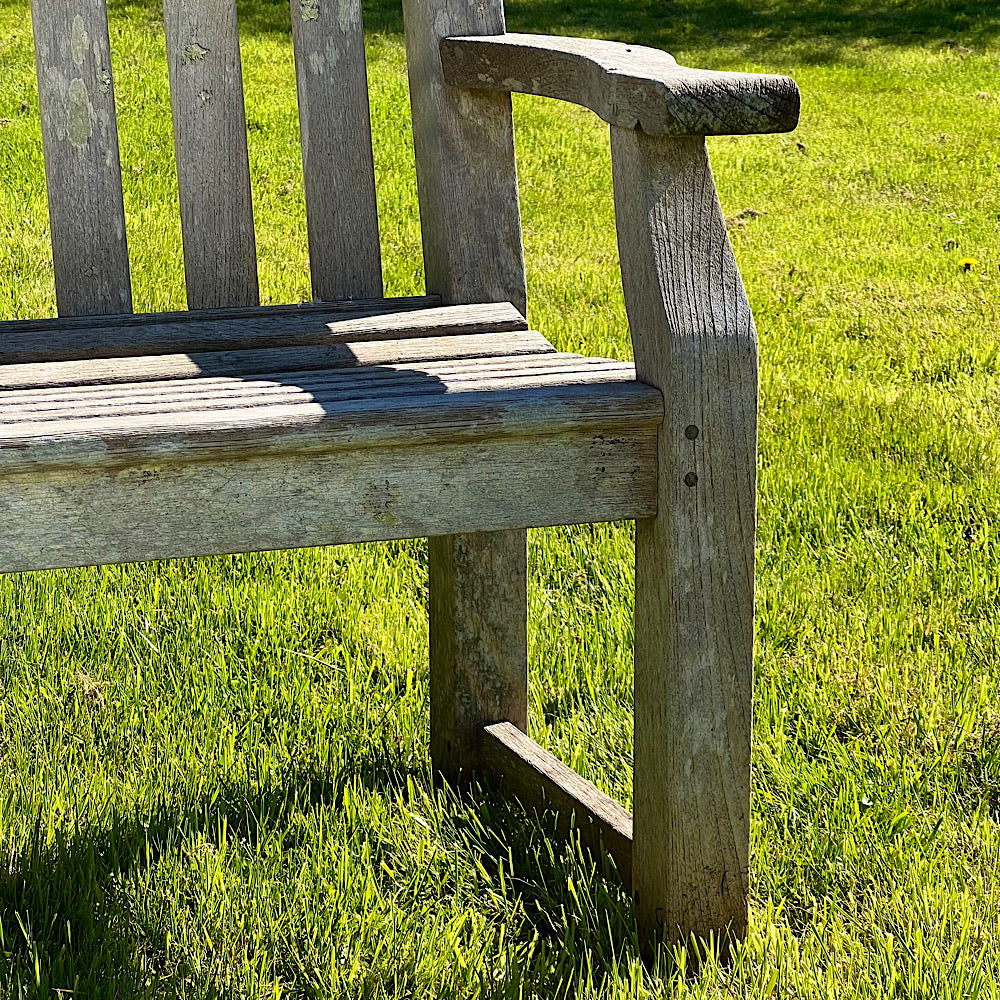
[0,300,519,365]
[0,427,658,574]
[0,356,638,420]
[401,0,526,316]
[291,0,382,299]
[317,301,526,342]
[429,532,528,778]
[0,366,661,473]
[164,0,258,309]
[30,0,132,316]
[403,0,532,783]
[0,295,435,336]
[441,33,800,137]
[611,127,757,954]
[482,722,633,886]
[0,330,555,390]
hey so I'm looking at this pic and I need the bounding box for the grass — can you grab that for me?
[1,0,999,995]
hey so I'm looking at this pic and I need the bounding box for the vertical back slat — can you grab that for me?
[401,0,526,316]
[163,0,258,309]
[291,0,383,300]
[30,0,132,317]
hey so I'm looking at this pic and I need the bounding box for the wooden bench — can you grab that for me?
[12,0,799,956]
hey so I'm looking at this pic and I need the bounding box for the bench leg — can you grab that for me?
[428,529,528,782]
[611,128,757,956]
[634,513,753,957]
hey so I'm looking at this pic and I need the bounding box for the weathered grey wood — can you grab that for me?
[403,0,532,784]
[291,0,382,299]
[0,301,520,365]
[441,34,801,137]
[401,0,526,316]
[0,369,661,473]
[0,427,658,574]
[164,0,258,309]
[30,0,132,316]
[612,127,757,955]
[319,302,526,342]
[0,330,555,391]
[429,532,528,777]
[0,295,436,336]
[20,0,785,959]
[0,356,636,419]
[482,722,633,886]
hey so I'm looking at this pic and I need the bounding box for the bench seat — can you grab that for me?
[0,301,661,574]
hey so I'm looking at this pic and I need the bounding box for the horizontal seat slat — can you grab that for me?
[0,296,438,337]
[0,374,642,440]
[0,377,661,474]
[0,368,634,430]
[0,301,520,365]
[0,353,614,411]
[0,362,634,425]
[1,368,650,444]
[0,330,555,391]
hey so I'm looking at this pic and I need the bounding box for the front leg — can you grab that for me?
[612,128,758,955]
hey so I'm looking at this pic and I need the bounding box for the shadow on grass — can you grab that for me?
[2,805,217,997]
[0,770,332,998]
[109,0,1000,58]
[357,755,651,993]
[456,783,645,989]
[0,755,643,998]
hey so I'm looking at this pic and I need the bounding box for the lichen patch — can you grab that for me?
[67,77,93,148]
[70,15,89,66]
[183,42,210,64]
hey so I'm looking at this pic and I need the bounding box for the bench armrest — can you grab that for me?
[439,33,799,136]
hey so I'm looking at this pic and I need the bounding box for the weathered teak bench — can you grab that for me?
[11,0,798,955]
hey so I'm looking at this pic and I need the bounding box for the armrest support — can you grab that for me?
[614,128,759,954]
[440,33,799,136]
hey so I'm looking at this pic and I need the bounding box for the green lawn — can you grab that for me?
[1,0,999,996]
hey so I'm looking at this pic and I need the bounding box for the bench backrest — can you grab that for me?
[29,0,436,320]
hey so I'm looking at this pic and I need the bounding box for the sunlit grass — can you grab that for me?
[1,0,999,996]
